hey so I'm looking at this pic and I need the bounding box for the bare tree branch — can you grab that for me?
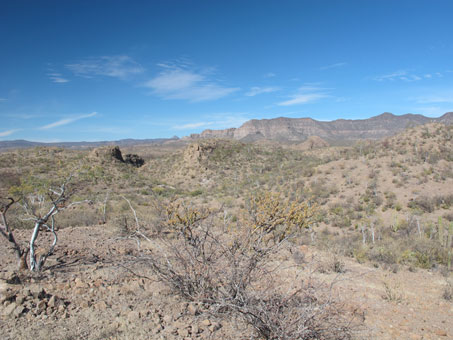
[0,197,29,270]
[120,195,152,245]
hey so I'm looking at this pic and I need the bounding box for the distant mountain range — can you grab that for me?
[2,112,453,150]
[190,112,453,143]
[0,137,179,151]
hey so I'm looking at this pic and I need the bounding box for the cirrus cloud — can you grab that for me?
[48,72,69,83]
[67,55,144,79]
[144,65,239,102]
[245,86,279,97]
[0,129,20,137]
[172,113,250,130]
[277,86,329,106]
[39,112,97,130]
[373,70,443,82]
[320,62,347,70]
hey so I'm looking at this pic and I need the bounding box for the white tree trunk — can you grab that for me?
[29,220,42,271]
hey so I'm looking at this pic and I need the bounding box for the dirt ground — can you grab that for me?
[1,224,452,340]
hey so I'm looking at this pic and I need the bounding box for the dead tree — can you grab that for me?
[0,197,28,270]
[21,176,90,272]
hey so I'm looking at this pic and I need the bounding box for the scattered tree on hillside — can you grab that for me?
[1,175,90,272]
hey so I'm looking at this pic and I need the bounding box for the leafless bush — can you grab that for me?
[2,175,91,271]
[142,194,355,339]
[229,283,354,340]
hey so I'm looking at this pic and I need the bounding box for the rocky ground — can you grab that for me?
[1,224,452,340]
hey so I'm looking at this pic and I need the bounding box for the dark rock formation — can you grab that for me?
[110,146,124,162]
[90,146,144,167]
[124,154,145,168]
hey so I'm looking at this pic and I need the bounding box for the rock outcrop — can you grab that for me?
[191,112,453,143]
[90,146,145,167]
[124,153,145,168]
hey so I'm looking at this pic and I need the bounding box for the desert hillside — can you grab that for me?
[1,123,453,340]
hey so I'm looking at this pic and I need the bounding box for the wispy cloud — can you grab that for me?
[67,55,144,79]
[48,72,69,83]
[173,122,213,130]
[320,62,347,70]
[245,86,279,97]
[0,129,20,137]
[145,64,239,102]
[374,70,409,81]
[39,112,97,130]
[374,70,442,82]
[172,113,249,130]
[0,98,6,102]
[263,72,276,78]
[277,86,329,106]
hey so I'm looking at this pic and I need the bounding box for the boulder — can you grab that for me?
[124,154,145,167]
[90,146,144,167]
[110,146,124,162]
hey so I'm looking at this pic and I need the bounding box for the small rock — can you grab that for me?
[434,330,448,337]
[0,290,17,303]
[13,305,25,318]
[37,300,47,312]
[200,319,211,327]
[208,322,221,332]
[191,324,199,334]
[6,272,21,284]
[3,302,17,316]
[187,303,199,315]
[30,286,45,299]
[0,280,9,293]
[177,328,189,337]
[15,294,26,305]
[57,304,66,313]
[75,281,88,289]
[48,295,60,308]
[80,300,91,308]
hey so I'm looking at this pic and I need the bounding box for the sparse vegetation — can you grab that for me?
[1,123,453,338]
[143,193,354,339]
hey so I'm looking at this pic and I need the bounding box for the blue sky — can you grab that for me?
[1,0,453,142]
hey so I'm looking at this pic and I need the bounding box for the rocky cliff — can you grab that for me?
[192,112,453,143]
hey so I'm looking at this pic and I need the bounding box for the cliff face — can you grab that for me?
[193,112,450,143]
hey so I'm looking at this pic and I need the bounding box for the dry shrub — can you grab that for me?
[143,193,356,339]
[232,282,354,340]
